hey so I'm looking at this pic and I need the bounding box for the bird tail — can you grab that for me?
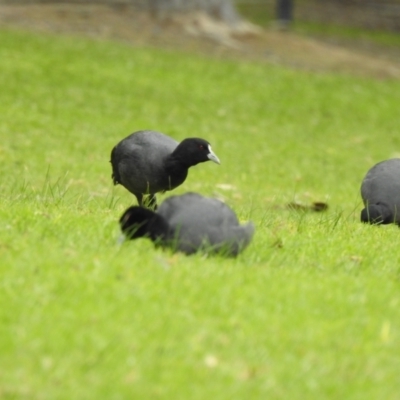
[206,222,255,257]
[110,147,121,185]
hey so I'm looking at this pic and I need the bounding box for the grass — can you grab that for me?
[1,28,400,399]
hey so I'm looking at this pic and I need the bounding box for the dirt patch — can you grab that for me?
[1,3,400,79]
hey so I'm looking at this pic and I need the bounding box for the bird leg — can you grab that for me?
[135,193,144,207]
[143,194,158,210]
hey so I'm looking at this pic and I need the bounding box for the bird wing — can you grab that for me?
[158,193,254,255]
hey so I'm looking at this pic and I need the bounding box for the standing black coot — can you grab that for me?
[119,192,255,256]
[360,158,400,225]
[111,130,220,209]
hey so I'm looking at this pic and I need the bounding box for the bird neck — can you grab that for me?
[361,202,393,224]
[147,214,171,243]
[169,145,200,168]
[378,203,394,224]
[164,156,190,188]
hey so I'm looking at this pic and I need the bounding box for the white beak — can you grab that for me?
[207,145,220,165]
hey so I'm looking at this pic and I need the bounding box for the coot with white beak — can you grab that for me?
[111,130,220,209]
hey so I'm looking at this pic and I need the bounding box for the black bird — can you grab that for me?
[111,130,220,209]
[119,192,255,257]
[360,158,400,225]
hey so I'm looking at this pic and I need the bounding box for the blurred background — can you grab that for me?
[1,0,399,79]
[2,0,400,31]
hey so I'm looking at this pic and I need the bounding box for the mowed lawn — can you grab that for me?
[1,29,400,399]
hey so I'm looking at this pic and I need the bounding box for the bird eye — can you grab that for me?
[199,145,204,150]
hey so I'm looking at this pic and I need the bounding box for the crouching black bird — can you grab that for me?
[111,130,220,209]
[119,192,255,257]
[360,158,400,225]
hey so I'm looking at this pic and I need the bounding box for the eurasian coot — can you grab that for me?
[111,130,220,209]
[360,158,400,225]
[119,192,254,256]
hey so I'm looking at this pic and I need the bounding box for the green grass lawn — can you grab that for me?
[1,29,400,399]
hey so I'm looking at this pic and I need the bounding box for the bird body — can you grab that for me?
[360,158,400,225]
[111,131,180,195]
[120,192,254,256]
[111,130,220,208]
